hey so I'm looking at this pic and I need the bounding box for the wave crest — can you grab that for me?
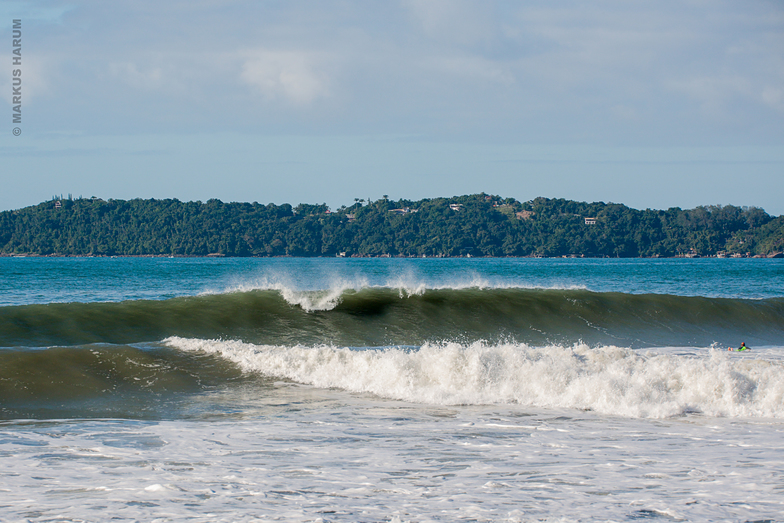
[2,287,783,348]
[206,276,587,311]
[166,337,784,419]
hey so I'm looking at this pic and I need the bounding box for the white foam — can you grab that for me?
[7,407,784,522]
[200,273,588,312]
[202,276,372,311]
[165,338,784,419]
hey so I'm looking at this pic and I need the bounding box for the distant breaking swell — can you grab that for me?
[1,287,783,348]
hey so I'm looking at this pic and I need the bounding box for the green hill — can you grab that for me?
[0,195,781,258]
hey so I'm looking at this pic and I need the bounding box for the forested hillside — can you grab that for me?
[1,194,782,257]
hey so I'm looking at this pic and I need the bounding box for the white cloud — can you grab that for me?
[108,62,164,91]
[103,52,234,99]
[401,0,494,46]
[666,75,757,117]
[4,0,781,144]
[430,55,515,86]
[240,50,330,105]
[761,86,784,113]
[610,105,639,121]
[0,55,50,105]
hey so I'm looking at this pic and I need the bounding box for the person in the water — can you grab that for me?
[729,342,750,351]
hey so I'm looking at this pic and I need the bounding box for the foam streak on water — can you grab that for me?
[2,401,783,522]
[166,338,784,419]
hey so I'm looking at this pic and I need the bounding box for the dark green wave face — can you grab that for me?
[0,344,248,419]
[1,288,783,349]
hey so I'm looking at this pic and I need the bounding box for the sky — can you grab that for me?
[2,0,783,214]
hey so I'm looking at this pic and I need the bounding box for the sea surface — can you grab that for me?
[1,257,783,522]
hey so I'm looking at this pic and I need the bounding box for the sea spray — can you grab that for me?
[165,338,784,418]
[210,273,587,305]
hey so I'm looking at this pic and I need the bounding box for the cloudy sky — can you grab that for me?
[2,0,783,213]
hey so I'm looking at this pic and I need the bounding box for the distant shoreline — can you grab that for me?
[2,194,782,258]
[2,253,782,259]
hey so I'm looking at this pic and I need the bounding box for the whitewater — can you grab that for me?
[1,256,783,522]
[165,338,784,419]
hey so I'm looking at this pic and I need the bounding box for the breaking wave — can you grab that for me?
[1,286,782,348]
[167,338,784,419]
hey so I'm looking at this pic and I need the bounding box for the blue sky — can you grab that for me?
[2,0,783,214]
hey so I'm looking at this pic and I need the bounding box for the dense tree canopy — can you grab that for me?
[0,195,781,257]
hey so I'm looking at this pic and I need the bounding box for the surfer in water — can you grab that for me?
[729,342,750,351]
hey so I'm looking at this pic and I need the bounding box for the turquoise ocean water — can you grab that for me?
[1,257,783,522]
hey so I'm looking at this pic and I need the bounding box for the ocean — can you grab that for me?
[1,257,783,522]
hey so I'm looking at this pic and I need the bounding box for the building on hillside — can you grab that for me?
[584,217,597,225]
